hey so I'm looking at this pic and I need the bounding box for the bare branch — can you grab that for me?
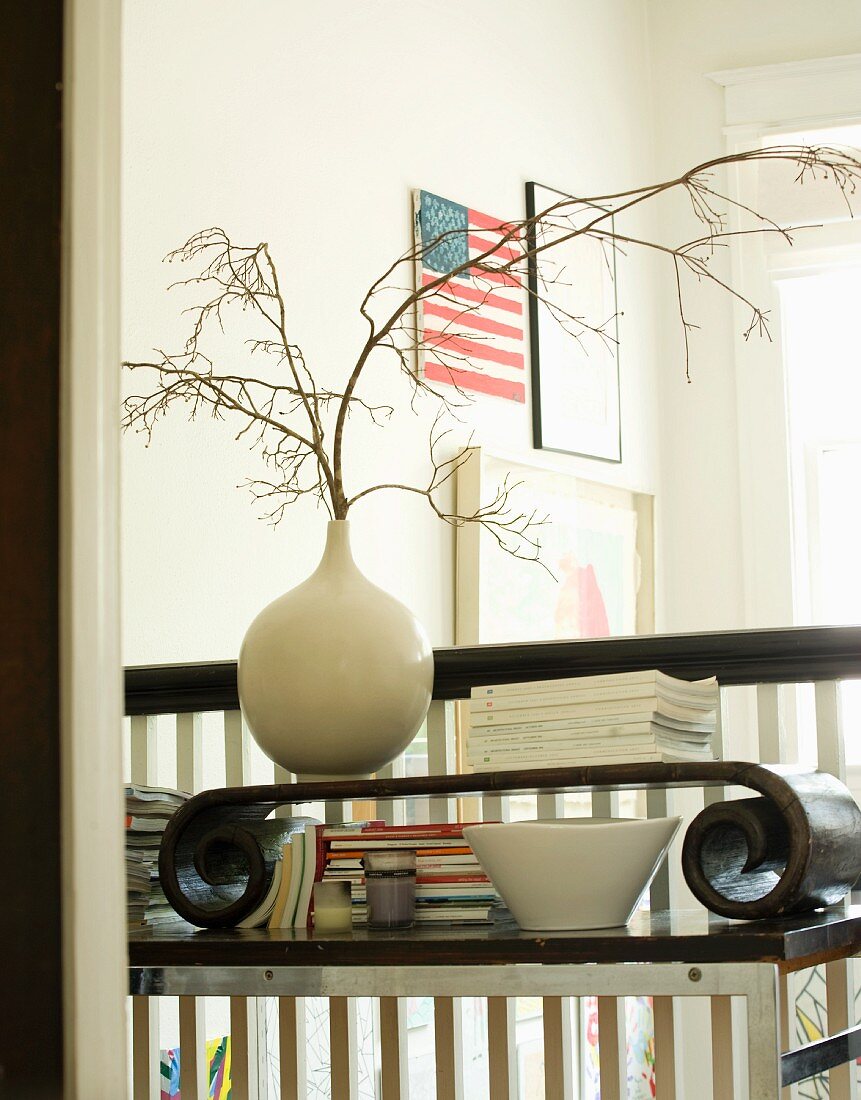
[122,144,861,564]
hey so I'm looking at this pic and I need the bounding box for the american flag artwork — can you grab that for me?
[413,190,527,403]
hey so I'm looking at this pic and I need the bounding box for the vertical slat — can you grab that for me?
[380,997,409,1098]
[427,700,457,822]
[760,686,800,1100]
[816,681,859,1100]
[322,798,359,1098]
[230,995,260,1100]
[757,682,786,764]
[538,793,574,1099]
[597,994,626,1100]
[537,792,563,820]
[591,790,620,819]
[223,715,269,1099]
[279,995,306,1100]
[704,688,728,809]
[487,997,517,1100]
[330,996,359,1100]
[543,996,574,1100]
[708,694,742,1100]
[653,997,677,1100]
[130,718,160,1100]
[324,797,351,827]
[711,996,735,1100]
[826,958,859,1100]
[647,787,672,910]
[779,972,800,1100]
[646,786,676,1100]
[274,764,294,818]
[426,699,463,1100]
[130,714,158,785]
[177,711,207,1094]
[224,709,247,786]
[377,756,406,826]
[176,712,203,794]
[434,997,464,1100]
[179,994,207,1100]
[132,997,160,1100]
[815,680,848,780]
[482,791,515,1098]
[592,789,628,1100]
[481,792,510,825]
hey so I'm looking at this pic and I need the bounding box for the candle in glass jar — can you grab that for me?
[364,849,416,929]
[312,879,353,932]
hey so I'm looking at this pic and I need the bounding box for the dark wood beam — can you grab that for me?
[0,4,64,1096]
[125,624,861,715]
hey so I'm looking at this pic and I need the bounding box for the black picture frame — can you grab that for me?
[526,181,622,462]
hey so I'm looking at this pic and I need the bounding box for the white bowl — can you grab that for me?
[463,817,682,931]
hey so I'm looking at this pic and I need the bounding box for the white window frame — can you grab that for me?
[709,54,861,629]
[710,55,861,805]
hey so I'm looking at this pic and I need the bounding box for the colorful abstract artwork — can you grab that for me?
[159,1035,231,1099]
[455,449,653,646]
[582,996,656,1100]
[413,190,527,403]
[794,965,861,1097]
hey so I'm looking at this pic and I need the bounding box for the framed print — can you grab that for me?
[455,448,653,646]
[413,189,527,404]
[525,181,622,461]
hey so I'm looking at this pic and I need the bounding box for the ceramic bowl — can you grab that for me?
[463,816,682,931]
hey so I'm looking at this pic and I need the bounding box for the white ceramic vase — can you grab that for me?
[237,520,434,778]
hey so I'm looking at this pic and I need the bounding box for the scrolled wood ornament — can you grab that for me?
[159,790,316,928]
[158,762,861,928]
[681,766,861,920]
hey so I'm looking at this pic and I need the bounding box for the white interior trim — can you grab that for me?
[61,0,126,1094]
[709,53,861,88]
[708,53,861,130]
[712,56,861,629]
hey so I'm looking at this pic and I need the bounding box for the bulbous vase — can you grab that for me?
[237,520,434,777]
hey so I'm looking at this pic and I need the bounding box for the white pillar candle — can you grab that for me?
[312,880,353,932]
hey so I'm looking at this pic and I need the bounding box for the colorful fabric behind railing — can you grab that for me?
[160,1035,231,1099]
[584,996,656,1099]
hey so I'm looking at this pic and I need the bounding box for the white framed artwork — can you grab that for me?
[455,449,653,646]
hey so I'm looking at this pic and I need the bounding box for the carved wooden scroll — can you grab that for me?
[681,766,861,919]
[158,761,861,928]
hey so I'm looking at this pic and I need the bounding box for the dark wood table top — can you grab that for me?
[129,905,861,973]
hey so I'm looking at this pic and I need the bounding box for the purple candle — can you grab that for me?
[364,849,416,930]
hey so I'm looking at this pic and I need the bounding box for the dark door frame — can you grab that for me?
[0,4,65,1096]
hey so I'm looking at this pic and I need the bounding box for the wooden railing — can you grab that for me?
[125,625,861,1100]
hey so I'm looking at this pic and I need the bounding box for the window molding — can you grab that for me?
[709,55,861,630]
[709,52,861,134]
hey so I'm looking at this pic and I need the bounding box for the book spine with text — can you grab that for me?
[470,696,715,727]
[470,669,665,697]
[471,748,711,769]
[469,682,715,713]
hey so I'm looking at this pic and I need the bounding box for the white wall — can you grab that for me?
[647,0,861,634]
[121,0,662,664]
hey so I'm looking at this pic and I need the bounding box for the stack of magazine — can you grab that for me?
[247,820,500,930]
[125,783,188,929]
[467,669,718,772]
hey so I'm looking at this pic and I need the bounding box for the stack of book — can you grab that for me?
[125,783,189,929]
[262,821,499,930]
[467,669,718,772]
